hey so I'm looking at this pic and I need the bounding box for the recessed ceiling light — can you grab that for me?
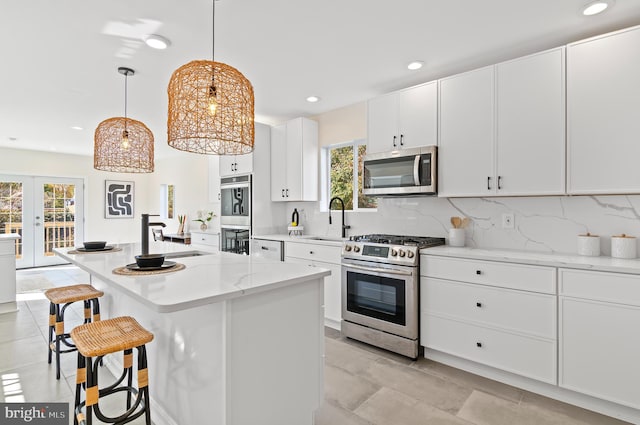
[407,61,424,70]
[306,96,320,103]
[8,137,17,142]
[71,126,83,131]
[582,0,613,16]
[144,34,171,49]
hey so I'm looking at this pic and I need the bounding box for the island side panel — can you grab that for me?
[91,276,226,425]
[225,277,324,425]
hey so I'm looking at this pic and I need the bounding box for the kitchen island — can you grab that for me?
[55,243,330,425]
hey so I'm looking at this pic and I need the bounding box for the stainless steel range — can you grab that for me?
[341,234,445,358]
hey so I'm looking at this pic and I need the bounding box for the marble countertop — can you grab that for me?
[421,246,640,275]
[0,234,20,240]
[253,234,345,247]
[54,242,330,313]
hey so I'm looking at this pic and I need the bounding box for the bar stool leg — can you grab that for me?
[123,348,133,409]
[47,303,55,365]
[137,345,151,425]
[74,353,86,425]
[91,298,101,322]
[85,356,96,425]
[54,304,64,379]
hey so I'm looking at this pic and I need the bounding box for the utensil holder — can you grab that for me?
[448,228,465,247]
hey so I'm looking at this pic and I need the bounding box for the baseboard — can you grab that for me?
[324,317,341,330]
[425,348,640,424]
[0,302,18,314]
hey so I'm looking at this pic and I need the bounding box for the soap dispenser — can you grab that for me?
[291,208,299,227]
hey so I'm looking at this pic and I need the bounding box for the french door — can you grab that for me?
[0,175,84,268]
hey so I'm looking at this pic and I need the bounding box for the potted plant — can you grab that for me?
[194,210,215,231]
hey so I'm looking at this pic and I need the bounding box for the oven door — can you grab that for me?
[341,259,418,339]
[220,177,251,227]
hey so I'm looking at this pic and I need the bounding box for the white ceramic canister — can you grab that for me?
[577,233,600,257]
[448,228,465,247]
[611,234,637,259]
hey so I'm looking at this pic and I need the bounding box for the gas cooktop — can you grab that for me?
[349,234,445,249]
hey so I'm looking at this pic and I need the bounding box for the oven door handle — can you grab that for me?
[344,263,413,276]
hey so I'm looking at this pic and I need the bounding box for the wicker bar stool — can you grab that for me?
[71,316,154,425]
[45,284,104,379]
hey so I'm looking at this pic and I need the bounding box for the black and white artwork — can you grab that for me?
[105,180,134,218]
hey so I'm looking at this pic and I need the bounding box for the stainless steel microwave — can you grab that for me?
[363,146,437,196]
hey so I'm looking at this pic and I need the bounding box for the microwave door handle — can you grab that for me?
[344,263,413,276]
[413,155,421,185]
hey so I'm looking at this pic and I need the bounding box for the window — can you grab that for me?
[324,140,377,210]
[160,184,175,219]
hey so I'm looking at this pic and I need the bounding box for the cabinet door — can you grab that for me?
[496,48,565,196]
[560,297,640,409]
[219,156,236,177]
[439,66,495,197]
[270,124,287,201]
[397,82,438,149]
[234,153,253,175]
[0,254,16,304]
[568,27,640,194]
[367,93,398,154]
[285,118,304,200]
[208,156,221,202]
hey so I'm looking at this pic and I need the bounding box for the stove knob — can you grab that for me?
[407,251,415,259]
[399,249,406,258]
[354,246,361,253]
[391,249,398,257]
[345,245,352,252]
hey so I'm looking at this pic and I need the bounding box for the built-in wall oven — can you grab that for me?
[341,234,444,358]
[220,174,251,255]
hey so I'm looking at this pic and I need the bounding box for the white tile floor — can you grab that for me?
[2,265,634,425]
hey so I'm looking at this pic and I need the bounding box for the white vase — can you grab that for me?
[200,223,208,231]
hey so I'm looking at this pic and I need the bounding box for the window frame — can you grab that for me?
[321,139,377,212]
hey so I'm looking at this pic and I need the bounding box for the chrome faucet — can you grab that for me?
[141,214,166,255]
[329,196,351,238]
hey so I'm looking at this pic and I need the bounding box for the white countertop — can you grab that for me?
[253,234,345,247]
[0,234,20,241]
[54,243,330,313]
[421,246,640,275]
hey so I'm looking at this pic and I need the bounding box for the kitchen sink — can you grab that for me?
[301,236,346,242]
[163,250,212,259]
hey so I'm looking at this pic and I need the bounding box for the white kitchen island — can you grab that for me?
[0,233,20,314]
[55,243,330,425]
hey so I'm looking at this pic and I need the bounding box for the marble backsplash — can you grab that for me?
[285,195,640,257]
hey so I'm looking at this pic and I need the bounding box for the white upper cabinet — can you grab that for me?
[208,156,221,202]
[270,117,318,202]
[496,47,565,196]
[439,48,565,197]
[438,66,495,197]
[219,153,253,177]
[367,81,438,154]
[567,26,640,195]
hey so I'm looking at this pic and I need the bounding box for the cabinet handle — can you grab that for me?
[476,302,482,308]
[476,342,482,348]
[286,189,289,197]
[393,135,397,147]
[476,270,482,275]
[400,134,404,146]
[498,175,502,190]
[487,176,491,190]
[309,251,314,254]
[282,189,285,198]
[217,193,221,200]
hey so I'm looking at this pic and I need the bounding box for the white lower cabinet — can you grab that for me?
[559,269,640,409]
[285,241,342,328]
[190,232,219,250]
[0,237,18,307]
[420,255,557,384]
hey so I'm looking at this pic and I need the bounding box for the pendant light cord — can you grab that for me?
[124,72,128,131]
[211,0,216,88]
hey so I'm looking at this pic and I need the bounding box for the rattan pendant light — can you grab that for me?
[167,0,254,155]
[94,67,154,173]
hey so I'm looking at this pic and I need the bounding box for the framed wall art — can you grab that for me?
[105,180,134,218]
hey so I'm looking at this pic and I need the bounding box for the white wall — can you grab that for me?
[0,146,211,243]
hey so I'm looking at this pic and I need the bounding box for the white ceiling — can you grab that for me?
[1,0,640,159]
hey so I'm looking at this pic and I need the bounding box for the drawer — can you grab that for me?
[560,268,640,306]
[285,241,341,264]
[421,255,556,294]
[191,232,219,247]
[421,277,556,338]
[421,313,556,384]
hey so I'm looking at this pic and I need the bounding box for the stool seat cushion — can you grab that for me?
[45,284,104,304]
[71,316,153,357]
